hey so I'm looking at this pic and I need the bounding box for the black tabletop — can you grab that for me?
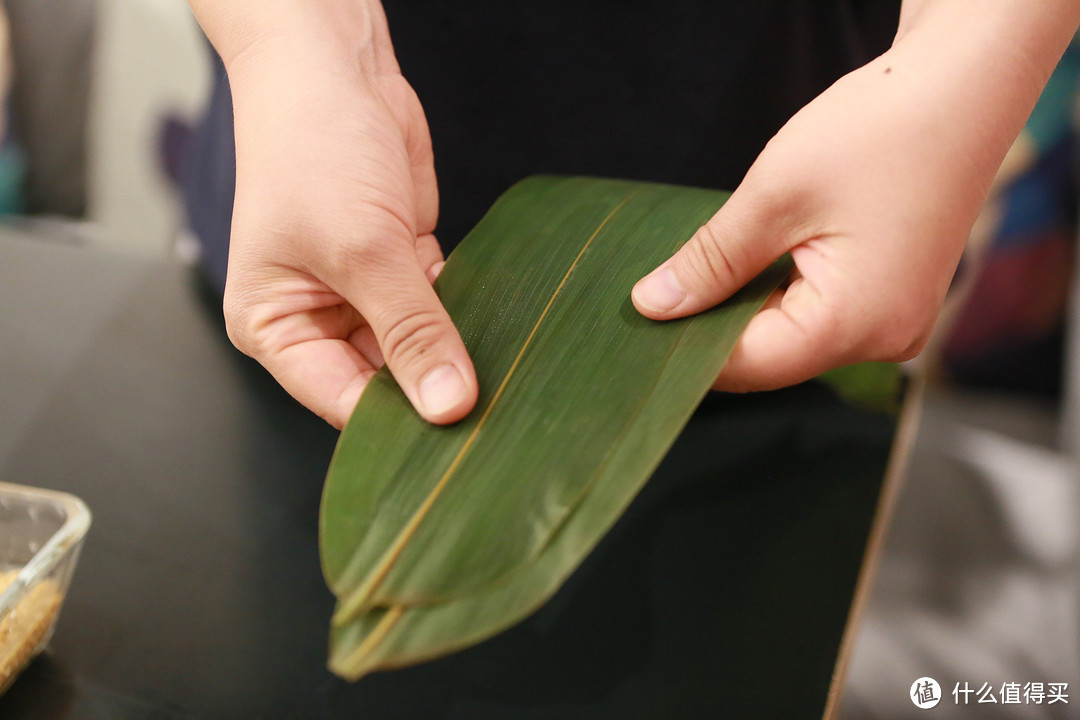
[0,234,902,719]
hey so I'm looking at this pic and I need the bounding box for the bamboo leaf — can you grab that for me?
[818,362,903,414]
[320,176,791,679]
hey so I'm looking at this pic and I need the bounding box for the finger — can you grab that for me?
[348,321,384,369]
[268,336,379,430]
[334,247,478,425]
[414,232,446,283]
[412,155,438,238]
[632,182,802,320]
[402,93,439,238]
[713,275,849,392]
[226,283,394,428]
[234,300,381,428]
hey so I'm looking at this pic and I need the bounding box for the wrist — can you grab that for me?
[884,2,1078,185]
[890,1,1079,132]
[192,0,399,82]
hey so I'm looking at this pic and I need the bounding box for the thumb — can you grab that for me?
[632,186,797,319]
[337,243,478,425]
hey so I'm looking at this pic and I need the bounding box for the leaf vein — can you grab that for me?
[332,188,643,627]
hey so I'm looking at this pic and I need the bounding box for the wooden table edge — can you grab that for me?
[822,372,928,719]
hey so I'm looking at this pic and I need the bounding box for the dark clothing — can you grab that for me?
[183,1,901,291]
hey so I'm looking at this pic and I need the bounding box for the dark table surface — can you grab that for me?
[0,233,907,719]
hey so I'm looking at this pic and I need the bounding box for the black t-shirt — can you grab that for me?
[184,1,900,289]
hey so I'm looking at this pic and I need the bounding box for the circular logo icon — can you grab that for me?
[911,677,942,709]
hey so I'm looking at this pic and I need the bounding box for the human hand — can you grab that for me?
[214,12,477,429]
[631,1,1078,391]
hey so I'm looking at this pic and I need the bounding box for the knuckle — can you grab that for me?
[320,209,415,275]
[222,290,255,356]
[683,225,741,287]
[869,309,933,362]
[802,296,850,359]
[738,161,812,231]
[891,324,933,362]
[805,281,936,366]
[222,282,274,360]
[337,235,391,272]
[378,306,451,371]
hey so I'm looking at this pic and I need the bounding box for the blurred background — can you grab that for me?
[0,0,1077,717]
[0,0,209,254]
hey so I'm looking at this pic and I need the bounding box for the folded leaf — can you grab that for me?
[320,176,791,679]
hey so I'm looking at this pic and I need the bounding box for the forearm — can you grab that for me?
[892,0,1079,194]
[187,0,398,76]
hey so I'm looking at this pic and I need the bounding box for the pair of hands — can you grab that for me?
[217,3,1068,429]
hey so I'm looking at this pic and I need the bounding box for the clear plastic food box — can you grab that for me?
[0,481,90,694]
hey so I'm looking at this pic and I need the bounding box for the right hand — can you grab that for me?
[219,28,478,429]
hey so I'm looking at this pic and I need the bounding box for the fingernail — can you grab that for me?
[633,267,685,313]
[427,261,446,283]
[419,364,467,417]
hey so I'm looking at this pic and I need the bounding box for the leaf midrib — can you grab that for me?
[332,189,643,627]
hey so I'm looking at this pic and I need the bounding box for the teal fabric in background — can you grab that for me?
[0,140,27,215]
[943,36,1080,395]
[1026,38,1080,154]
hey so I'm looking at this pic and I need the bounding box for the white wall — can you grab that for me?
[87,0,211,257]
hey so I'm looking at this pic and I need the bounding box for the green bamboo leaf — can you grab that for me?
[818,362,903,414]
[320,176,791,679]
